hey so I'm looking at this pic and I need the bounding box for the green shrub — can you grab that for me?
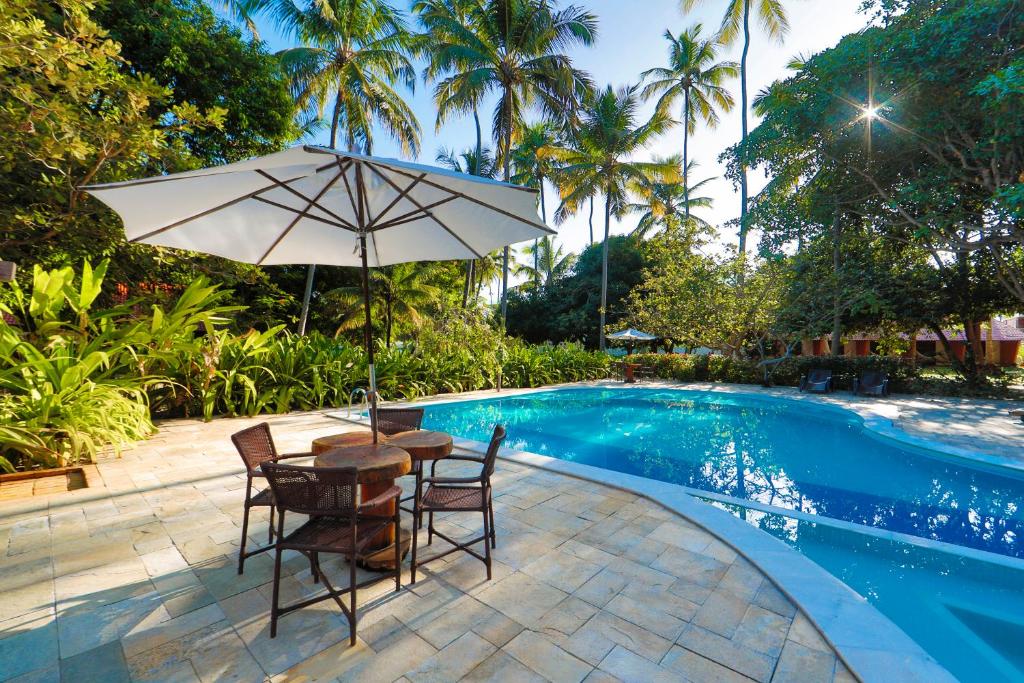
[0,262,611,471]
[628,352,919,391]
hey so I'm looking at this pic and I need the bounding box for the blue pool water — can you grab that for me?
[420,387,1024,681]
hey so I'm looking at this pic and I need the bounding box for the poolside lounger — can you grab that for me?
[799,368,833,393]
[852,371,890,397]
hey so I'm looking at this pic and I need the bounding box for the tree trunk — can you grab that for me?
[499,92,513,324]
[683,88,690,224]
[830,206,842,356]
[533,181,546,291]
[385,299,393,348]
[588,195,594,244]
[462,109,484,308]
[737,0,751,256]
[299,90,345,334]
[599,193,611,351]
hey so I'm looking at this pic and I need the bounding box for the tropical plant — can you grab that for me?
[511,121,560,287]
[422,0,597,321]
[516,237,576,288]
[548,84,676,350]
[640,24,737,224]
[273,0,421,334]
[628,157,715,239]
[324,262,444,347]
[681,0,792,255]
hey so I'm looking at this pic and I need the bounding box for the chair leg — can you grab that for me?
[410,507,419,585]
[413,465,423,531]
[348,551,357,646]
[427,511,434,546]
[481,506,492,581]
[394,505,402,592]
[488,494,496,549]
[267,506,275,543]
[310,551,319,583]
[270,546,283,638]
[238,502,251,575]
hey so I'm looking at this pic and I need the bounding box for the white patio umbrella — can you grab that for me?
[83,145,553,440]
[607,328,658,355]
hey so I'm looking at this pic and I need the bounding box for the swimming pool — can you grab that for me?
[419,386,1024,681]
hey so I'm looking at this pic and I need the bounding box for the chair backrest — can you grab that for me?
[860,370,887,388]
[808,368,832,383]
[376,408,425,436]
[262,463,359,517]
[231,423,278,474]
[482,425,507,480]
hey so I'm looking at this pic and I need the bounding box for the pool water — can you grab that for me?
[420,387,1024,681]
[422,387,1023,558]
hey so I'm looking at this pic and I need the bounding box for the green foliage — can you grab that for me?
[0,262,610,471]
[629,352,920,392]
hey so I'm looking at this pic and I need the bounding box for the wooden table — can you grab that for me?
[311,429,374,455]
[385,430,453,463]
[314,443,411,570]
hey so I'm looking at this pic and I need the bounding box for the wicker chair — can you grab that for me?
[376,408,433,526]
[261,463,402,643]
[799,368,834,393]
[410,425,506,584]
[230,423,313,575]
[375,407,424,436]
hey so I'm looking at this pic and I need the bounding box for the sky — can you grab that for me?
[233,0,871,284]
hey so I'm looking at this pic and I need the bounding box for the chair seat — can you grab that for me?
[250,487,274,507]
[421,485,483,511]
[278,517,388,554]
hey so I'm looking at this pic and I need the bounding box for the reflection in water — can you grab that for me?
[423,388,1024,558]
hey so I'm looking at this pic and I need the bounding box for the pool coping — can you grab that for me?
[336,381,977,682]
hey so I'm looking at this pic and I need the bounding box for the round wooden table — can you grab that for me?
[385,430,453,463]
[314,443,411,570]
[311,429,374,455]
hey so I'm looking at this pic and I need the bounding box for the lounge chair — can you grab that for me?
[799,368,833,393]
[852,371,890,397]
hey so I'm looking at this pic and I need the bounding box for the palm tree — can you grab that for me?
[326,262,442,347]
[274,0,420,335]
[628,157,715,239]
[436,144,497,306]
[424,0,597,322]
[681,0,791,255]
[640,25,736,225]
[511,121,559,288]
[516,236,576,287]
[550,84,676,350]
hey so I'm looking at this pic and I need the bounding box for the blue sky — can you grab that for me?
[229,0,870,274]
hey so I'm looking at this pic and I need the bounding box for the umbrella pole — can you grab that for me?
[359,233,379,443]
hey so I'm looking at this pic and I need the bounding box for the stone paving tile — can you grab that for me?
[0,411,849,683]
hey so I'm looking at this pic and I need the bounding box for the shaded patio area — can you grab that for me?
[0,412,854,682]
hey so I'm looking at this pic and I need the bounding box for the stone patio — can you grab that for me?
[0,411,855,683]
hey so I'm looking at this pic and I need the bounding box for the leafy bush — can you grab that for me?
[0,262,611,471]
[628,353,920,391]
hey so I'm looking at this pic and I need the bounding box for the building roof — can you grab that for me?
[847,317,1024,343]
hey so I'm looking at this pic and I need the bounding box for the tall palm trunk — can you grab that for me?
[298,90,345,335]
[599,191,611,351]
[533,182,546,290]
[683,88,690,223]
[499,93,513,323]
[737,0,751,256]
[588,196,594,244]
[462,109,483,308]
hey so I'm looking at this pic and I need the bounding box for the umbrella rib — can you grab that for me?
[376,163,555,235]
[369,195,460,232]
[338,164,362,231]
[255,166,346,266]
[128,181,290,243]
[367,172,426,229]
[255,169,355,228]
[251,197,353,231]
[365,163,483,259]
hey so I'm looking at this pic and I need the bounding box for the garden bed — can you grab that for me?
[0,466,90,500]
